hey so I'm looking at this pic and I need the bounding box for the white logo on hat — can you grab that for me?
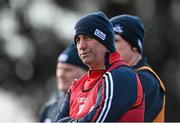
[94,29,106,40]
[58,54,68,62]
[113,25,123,33]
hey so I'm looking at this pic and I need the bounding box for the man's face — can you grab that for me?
[75,35,107,69]
[56,63,85,91]
[115,34,134,63]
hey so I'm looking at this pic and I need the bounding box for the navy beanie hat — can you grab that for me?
[74,12,116,53]
[110,14,145,54]
[58,44,88,70]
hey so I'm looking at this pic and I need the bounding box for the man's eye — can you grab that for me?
[85,36,92,40]
[76,37,80,44]
[115,39,121,43]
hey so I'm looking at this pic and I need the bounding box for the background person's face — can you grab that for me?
[75,35,107,69]
[115,34,134,63]
[56,63,85,91]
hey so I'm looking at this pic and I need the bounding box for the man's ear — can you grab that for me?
[131,47,138,52]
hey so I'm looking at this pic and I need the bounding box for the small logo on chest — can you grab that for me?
[78,97,88,114]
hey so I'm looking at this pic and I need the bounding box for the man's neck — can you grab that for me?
[88,59,106,70]
[89,64,105,70]
[128,54,142,66]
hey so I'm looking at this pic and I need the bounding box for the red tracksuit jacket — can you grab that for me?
[55,52,144,122]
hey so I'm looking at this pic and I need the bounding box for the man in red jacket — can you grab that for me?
[55,12,145,122]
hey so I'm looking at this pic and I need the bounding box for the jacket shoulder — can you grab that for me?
[137,69,160,94]
[109,65,137,84]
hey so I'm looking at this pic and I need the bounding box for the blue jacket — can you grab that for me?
[133,57,165,121]
[39,91,65,122]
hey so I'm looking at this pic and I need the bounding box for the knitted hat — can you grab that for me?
[110,14,145,54]
[58,44,88,70]
[74,12,116,53]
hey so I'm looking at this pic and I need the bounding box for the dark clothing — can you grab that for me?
[39,91,65,122]
[133,57,165,121]
[55,52,144,122]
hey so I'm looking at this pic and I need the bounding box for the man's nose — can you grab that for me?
[78,39,87,50]
[57,69,65,78]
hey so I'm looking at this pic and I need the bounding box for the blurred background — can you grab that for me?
[0,0,180,122]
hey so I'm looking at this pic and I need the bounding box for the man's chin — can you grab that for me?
[82,59,91,65]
